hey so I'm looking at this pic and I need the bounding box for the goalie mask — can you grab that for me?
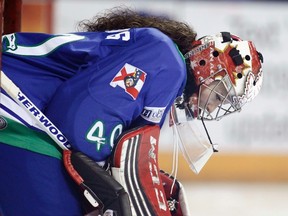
[184,31,264,121]
[170,32,264,173]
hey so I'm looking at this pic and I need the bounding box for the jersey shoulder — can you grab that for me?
[135,27,181,55]
[140,28,186,83]
[135,27,186,72]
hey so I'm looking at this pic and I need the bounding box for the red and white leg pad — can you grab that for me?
[111,125,171,216]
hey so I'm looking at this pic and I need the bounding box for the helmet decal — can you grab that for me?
[235,69,263,108]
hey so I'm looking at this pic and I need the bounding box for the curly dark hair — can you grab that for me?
[78,7,197,55]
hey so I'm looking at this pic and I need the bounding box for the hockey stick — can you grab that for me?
[0,70,102,210]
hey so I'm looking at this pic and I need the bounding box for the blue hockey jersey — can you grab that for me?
[0,28,187,162]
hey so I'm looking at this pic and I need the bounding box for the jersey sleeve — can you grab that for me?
[129,29,187,128]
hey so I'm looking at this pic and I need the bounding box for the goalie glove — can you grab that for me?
[160,170,191,216]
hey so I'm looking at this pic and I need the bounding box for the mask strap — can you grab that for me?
[201,118,218,152]
[170,111,180,195]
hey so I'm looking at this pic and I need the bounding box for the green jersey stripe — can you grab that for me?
[0,116,62,159]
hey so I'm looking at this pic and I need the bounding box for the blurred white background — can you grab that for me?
[183,182,288,216]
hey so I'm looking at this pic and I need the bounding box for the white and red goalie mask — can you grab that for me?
[169,32,264,174]
[184,31,264,120]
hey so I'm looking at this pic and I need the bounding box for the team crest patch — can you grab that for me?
[110,63,147,100]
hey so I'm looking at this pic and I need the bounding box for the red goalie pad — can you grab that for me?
[111,125,171,216]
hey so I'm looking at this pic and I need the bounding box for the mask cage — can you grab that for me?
[197,70,242,121]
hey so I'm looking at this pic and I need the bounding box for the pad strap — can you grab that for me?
[160,170,191,216]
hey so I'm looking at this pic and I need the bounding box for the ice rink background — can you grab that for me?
[21,0,288,215]
[183,182,288,216]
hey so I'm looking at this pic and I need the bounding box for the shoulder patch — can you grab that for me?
[110,63,147,100]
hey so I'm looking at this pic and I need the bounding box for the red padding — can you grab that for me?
[63,150,84,185]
